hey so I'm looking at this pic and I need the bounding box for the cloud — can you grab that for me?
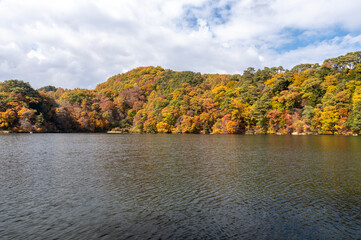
[265,34,361,69]
[0,0,360,89]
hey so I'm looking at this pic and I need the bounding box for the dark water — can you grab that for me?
[0,134,360,239]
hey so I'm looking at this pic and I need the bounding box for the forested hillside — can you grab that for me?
[1,51,361,134]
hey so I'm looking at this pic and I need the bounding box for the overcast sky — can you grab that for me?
[1,0,361,89]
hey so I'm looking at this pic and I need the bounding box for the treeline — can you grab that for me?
[1,51,361,135]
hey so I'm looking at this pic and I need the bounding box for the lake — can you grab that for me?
[0,134,360,239]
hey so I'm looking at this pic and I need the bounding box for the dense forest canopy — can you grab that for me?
[1,51,361,135]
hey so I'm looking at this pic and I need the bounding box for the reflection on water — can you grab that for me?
[0,134,360,239]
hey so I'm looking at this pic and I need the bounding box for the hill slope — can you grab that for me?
[1,51,361,134]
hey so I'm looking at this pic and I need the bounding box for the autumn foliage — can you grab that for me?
[1,51,361,135]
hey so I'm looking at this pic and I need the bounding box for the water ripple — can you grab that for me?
[0,134,360,239]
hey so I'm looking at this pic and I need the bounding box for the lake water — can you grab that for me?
[0,134,360,239]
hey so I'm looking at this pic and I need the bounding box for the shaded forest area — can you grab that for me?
[1,51,361,135]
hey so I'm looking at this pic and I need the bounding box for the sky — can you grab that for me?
[1,0,361,89]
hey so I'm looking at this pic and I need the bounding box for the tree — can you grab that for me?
[347,86,361,133]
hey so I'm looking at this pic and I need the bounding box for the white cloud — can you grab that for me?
[0,0,360,89]
[27,49,46,61]
[264,34,361,69]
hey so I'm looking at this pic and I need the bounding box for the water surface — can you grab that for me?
[0,134,360,239]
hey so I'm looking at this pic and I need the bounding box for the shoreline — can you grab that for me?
[0,130,358,136]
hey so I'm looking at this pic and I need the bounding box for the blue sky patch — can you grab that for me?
[274,27,351,53]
